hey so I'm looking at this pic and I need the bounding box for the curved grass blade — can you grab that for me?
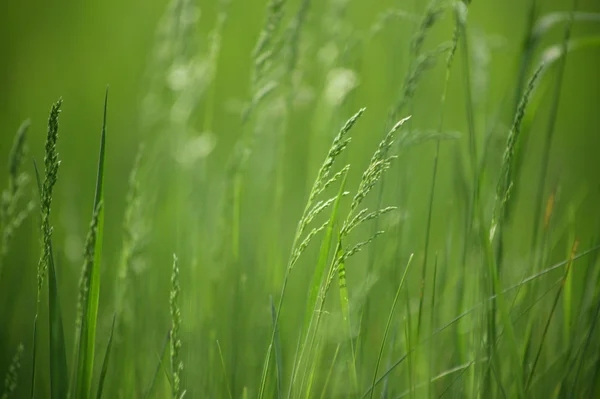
[95,314,116,399]
[369,254,414,399]
[33,160,69,399]
[75,88,108,399]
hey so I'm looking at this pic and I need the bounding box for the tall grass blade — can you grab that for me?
[369,254,414,399]
[95,314,116,399]
[74,88,108,399]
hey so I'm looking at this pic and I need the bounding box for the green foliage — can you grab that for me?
[1,1,600,398]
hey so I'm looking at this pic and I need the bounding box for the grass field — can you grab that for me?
[1,0,600,398]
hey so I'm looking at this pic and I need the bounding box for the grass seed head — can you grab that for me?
[37,99,62,295]
[170,254,184,399]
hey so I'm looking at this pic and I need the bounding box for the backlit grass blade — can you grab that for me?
[369,254,414,399]
[75,88,108,399]
[33,159,69,399]
[95,314,116,399]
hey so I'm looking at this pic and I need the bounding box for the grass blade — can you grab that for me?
[143,329,171,399]
[216,340,233,399]
[369,253,414,399]
[95,314,116,399]
[319,343,340,399]
[48,245,68,399]
[29,316,37,399]
[75,88,108,399]
[525,240,579,391]
[269,296,283,399]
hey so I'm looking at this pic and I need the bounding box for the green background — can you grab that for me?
[1,0,600,397]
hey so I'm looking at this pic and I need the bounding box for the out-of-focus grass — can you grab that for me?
[1,0,600,398]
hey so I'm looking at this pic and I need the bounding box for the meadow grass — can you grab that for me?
[1,0,600,398]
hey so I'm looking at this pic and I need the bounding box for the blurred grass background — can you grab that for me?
[1,0,600,397]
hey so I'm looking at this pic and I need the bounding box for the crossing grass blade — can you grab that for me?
[369,254,414,399]
[269,296,283,399]
[525,240,579,391]
[74,88,108,399]
[95,314,116,399]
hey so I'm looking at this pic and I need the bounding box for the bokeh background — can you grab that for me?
[1,0,600,397]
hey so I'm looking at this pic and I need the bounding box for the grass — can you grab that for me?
[1,0,600,398]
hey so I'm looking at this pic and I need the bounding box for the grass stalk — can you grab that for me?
[369,254,414,399]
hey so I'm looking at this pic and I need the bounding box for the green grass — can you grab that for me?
[1,1,600,398]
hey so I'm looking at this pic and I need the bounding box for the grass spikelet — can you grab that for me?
[411,0,445,56]
[0,120,34,274]
[311,109,365,202]
[116,144,145,316]
[392,43,451,119]
[37,99,62,297]
[345,206,396,235]
[490,64,543,240]
[252,0,287,85]
[340,231,385,262]
[260,109,365,399]
[347,116,411,217]
[170,254,184,399]
[292,221,329,266]
[1,344,24,399]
